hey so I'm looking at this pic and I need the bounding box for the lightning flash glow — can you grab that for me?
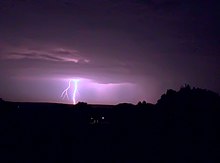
[61,79,79,104]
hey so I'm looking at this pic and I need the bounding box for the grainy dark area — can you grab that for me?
[0,86,220,162]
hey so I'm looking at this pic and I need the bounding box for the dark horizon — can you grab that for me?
[1,84,219,106]
[0,85,220,162]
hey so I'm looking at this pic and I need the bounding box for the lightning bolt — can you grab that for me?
[61,79,79,104]
[72,79,79,104]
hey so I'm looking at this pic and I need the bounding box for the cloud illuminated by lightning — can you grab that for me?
[61,79,79,104]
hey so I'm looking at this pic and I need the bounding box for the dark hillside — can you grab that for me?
[0,86,219,162]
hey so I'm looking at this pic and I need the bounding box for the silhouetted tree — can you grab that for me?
[137,101,142,106]
[76,102,87,108]
[142,100,147,105]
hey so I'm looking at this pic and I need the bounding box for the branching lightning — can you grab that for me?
[61,79,79,104]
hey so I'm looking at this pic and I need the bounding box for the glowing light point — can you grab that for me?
[61,79,79,105]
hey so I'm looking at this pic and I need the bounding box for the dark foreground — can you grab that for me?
[0,86,220,162]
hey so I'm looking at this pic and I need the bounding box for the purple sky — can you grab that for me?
[0,0,219,104]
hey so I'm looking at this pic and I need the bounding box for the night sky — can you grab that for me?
[0,0,219,104]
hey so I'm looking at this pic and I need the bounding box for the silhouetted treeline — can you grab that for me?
[0,85,220,162]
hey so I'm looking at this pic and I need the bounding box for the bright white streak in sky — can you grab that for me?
[73,79,79,104]
[59,78,144,105]
[61,79,79,104]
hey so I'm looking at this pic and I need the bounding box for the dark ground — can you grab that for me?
[0,86,220,162]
